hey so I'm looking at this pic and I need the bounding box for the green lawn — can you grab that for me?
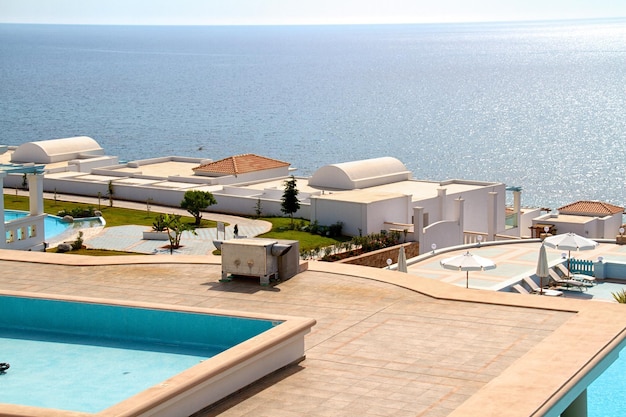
[4,196,344,253]
[257,217,348,252]
[3,195,213,228]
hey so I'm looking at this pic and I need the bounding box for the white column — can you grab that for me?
[561,389,587,417]
[413,206,424,253]
[455,197,464,243]
[437,188,446,221]
[513,190,521,229]
[487,191,497,241]
[28,173,44,216]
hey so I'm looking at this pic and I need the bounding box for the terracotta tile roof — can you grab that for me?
[557,200,624,216]
[193,154,289,175]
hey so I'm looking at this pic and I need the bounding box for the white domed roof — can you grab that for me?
[11,136,104,164]
[309,157,411,190]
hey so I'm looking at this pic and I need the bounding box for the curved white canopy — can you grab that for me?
[11,136,104,164]
[309,156,411,190]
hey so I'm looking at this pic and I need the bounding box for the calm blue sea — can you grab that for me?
[1,20,625,210]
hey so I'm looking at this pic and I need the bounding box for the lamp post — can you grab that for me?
[431,243,437,254]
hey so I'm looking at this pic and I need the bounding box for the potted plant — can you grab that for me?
[142,214,172,240]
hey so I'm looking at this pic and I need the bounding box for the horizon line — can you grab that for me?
[1,16,624,28]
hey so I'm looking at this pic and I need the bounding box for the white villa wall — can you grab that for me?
[211,193,310,218]
[602,215,623,238]
[448,185,506,233]
[520,208,544,238]
[310,194,410,237]
[367,197,411,235]
[533,212,622,239]
[424,220,462,252]
[310,199,364,236]
[536,214,593,237]
[413,196,441,225]
[69,156,119,173]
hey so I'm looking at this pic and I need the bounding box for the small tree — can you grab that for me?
[281,175,300,226]
[162,213,196,254]
[254,198,263,218]
[180,190,217,226]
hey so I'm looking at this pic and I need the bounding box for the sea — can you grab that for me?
[1,19,625,211]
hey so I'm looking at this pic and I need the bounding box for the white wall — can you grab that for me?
[366,196,412,235]
[602,215,623,238]
[310,198,364,236]
[310,195,410,236]
[69,156,119,173]
[533,213,622,239]
[448,185,506,233]
[520,208,544,238]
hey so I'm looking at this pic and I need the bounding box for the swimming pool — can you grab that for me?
[589,347,626,417]
[4,209,102,240]
[0,292,315,416]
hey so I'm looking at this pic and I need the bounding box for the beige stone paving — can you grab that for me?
[0,254,592,417]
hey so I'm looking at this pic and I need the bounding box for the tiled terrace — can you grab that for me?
[1,248,626,417]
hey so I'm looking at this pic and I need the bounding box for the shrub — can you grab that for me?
[612,289,626,303]
[57,206,96,219]
[71,231,84,250]
[152,214,168,232]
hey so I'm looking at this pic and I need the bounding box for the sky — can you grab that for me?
[1,0,625,26]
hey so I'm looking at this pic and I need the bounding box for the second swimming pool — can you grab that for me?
[0,293,315,416]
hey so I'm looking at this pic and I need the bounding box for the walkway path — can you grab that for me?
[7,188,272,254]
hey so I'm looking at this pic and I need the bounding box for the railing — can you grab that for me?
[463,231,487,245]
[569,259,594,276]
[4,215,45,250]
[382,222,414,241]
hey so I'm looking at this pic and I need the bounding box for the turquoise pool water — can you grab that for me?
[588,347,626,417]
[4,209,74,240]
[4,209,104,240]
[0,295,278,413]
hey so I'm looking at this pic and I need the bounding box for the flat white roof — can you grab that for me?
[538,214,596,225]
[314,189,407,204]
[147,181,199,189]
[112,178,161,186]
[112,161,199,177]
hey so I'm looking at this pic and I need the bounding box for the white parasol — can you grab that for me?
[543,233,598,277]
[440,251,496,288]
[397,246,408,273]
[536,243,550,295]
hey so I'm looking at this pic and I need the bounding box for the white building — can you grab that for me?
[307,157,529,253]
[2,137,540,253]
[532,200,624,239]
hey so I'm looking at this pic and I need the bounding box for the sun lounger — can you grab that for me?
[548,270,588,291]
[512,284,530,294]
[554,263,596,285]
[522,277,563,296]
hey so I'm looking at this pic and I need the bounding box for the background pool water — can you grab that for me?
[588,347,626,417]
[4,209,91,239]
[5,209,70,239]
